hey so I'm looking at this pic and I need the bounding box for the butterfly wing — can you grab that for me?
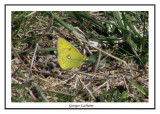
[58,38,86,70]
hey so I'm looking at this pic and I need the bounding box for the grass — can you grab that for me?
[11,11,148,102]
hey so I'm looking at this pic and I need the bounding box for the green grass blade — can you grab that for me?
[129,80,148,96]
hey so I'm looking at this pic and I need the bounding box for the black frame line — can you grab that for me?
[5,4,155,6]
[5,4,156,109]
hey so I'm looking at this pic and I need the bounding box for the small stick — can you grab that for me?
[34,83,49,102]
[93,51,102,75]
[11,44,27,69]
[28,42,39,77]
[25,87,37,101]
[48,90,74,97]
[79,78,96,100]
[94,80,109,92]
[122,75,129,93]
[50,74,76,87]
[25,11,37,17]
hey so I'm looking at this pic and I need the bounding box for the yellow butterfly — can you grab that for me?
[57,38,86,70]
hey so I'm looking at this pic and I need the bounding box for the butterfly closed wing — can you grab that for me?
[57,38,86,70]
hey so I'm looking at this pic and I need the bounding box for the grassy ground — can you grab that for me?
[11,11,148,102]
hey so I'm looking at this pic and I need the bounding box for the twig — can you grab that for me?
[71,71,95,77]
[12,77,22,84]
[72,71,107,80]
[48,90,74,97]
[25,11,37,17]
[122,75,129,93]
[25,87,37,101]
[34,83,49,102]
[28,42,39,77]
[11,44,27,69]
[31,69,72,78]
[74,75,79,88]
[94,80,109,92]
[93,51,102,75]
[79,78,96,100]
[50,74,76,87]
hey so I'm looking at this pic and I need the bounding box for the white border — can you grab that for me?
[6,5,155,109]
[7,5,153,11]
